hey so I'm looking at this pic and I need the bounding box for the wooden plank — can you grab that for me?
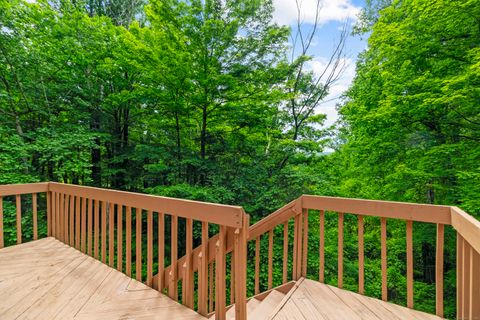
[198,221,208,315]
[283,221,288,283]
[88,198,93,256]
[302,209,308,277]
[255,235,260,295]
[457,233,463,320]
[338,212,344,288]
[58,193,67,243]
[381,217,387,301]
[76,196,81,250]
[230,250,235,304]
[52,192,57,238]
[209,262,214,313]
[0,182,49,197]
[136,207,142,282]
[292,212,302,280]
[32,193,38,240]
[101,201,107,264]
[435,223,444,317]
[215,226,227,320]
[248,200,297,241]
[69,195,74,246]
[125,206,132,277]
[268,229,274,289]
[117,205,123,272]
[0,196,3,248]
[406,220,413,308]
[63,194,68,242]
[184,218,193,308]
[234,215,248,320]
[302,195,451,224]
[451,206,480,255]
[108,202,114,267]
[463,241,471,319]
[157,212,165,290]
[358,215,364,294]
[169,215,178,300]
[82,197,87,252]
[16,195,22,244]
[147,210,153,286]
[94,200,99,259]
[470,248,480,319]
[46,192,51,236]
[319,210,325,283]
[49,182,243,228]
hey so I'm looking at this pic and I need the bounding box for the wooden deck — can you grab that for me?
[0,237,206,320]
[271,278,443,320]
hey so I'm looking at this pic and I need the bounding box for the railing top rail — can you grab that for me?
[301,195,451,225]
[48,182,245,228]
[0,182,49,197]
[451,206,480,253]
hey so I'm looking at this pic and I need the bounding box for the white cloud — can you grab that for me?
[273,0,361,26]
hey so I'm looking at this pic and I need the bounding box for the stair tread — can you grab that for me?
[248,290,286,320]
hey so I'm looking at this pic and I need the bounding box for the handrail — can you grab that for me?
[49,182,244,228]
[0,182,49,196]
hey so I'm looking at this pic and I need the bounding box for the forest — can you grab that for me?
[0,0,479,318]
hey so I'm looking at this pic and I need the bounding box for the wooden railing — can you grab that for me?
[1,183,479,319]
[0,182,249,320]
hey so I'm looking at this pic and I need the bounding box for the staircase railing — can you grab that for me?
[1,183,479,319]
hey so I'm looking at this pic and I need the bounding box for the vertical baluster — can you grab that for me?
[338,212,344,288]
[88,198,93,256]
[183,218,193,308]
[52,192,57,237]
[136,207,142,282]
[283,221,288,283]
[32,193,38,240]
[268,230,273,289]
[16,195,22,244]
[293,211,302,280]
[302,209,308,277]
[319,210,325,282]
[94,200,99,259]
[169,215,178,300]
[157,212,165,290]
[109,202,114,267]
[75,196,81,249]
[215,226,227,320]
[81,197,87,252]
[126,206,132,277]
[101,201,107,263]
[57,193,64,242]
[69,195,74,246]
[470,248,480,319]
[435,223,444,317]
[147,210,153,286]
[60,193,68,243]
[230,252,235,304]
[0,196,3,248]
[457,233,463,320]
[463,240,471,318]
[254,235,260,295]
[209,262,214,313]
[46,192,51,236]
[358,215,364,294]
[406,220,413,308]
[117,205,123,272]
[63,193,68,242]
[381,217,387,301]
[234,214,248,320]
[198,221,209,316]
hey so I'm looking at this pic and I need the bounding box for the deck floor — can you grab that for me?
[272,278,443,320]
[0,237,206,320]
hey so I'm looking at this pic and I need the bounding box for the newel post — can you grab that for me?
[234,212,249,320]
[292,197,304,280]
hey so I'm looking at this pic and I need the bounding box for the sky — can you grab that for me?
[272,0,367,128]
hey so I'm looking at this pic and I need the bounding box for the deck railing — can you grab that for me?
[0,183,479,319]
[0,182,249,320]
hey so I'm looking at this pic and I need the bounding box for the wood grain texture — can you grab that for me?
[0,237,205,320]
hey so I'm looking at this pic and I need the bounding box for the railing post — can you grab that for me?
[234,213,249,320]
[293,198,303,280]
